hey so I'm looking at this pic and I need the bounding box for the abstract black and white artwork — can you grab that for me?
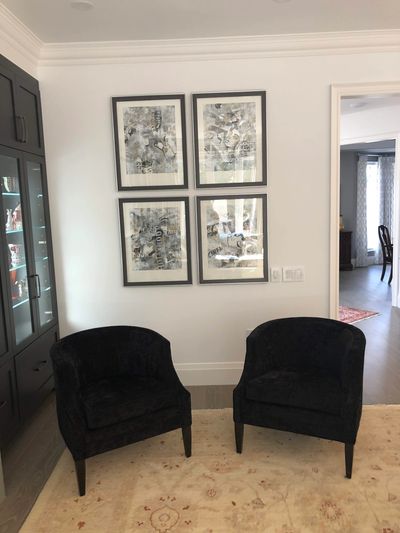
[119,197,192,285]
[193,92,266,188]
[196,194,268,283]
[113,95,188,190]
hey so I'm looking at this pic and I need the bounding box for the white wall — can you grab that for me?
[35,49,400,384]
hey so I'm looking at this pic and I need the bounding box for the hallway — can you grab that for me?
[340,264,400,404]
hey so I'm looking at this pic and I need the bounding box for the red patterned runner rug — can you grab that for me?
[339,305,379,324]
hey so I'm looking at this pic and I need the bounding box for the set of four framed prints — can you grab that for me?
[113,91,268,286]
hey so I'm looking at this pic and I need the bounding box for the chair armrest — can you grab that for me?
[340,330,366,417]
[239,333,275,383]
[51,347,87,430]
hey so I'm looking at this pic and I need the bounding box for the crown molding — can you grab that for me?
[39,30,400,67]
[0,3,42,72]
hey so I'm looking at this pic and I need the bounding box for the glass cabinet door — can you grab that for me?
[26,160,56,328]
[0,153,34,346]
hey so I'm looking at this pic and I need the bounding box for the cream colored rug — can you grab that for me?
[21,406,400,533]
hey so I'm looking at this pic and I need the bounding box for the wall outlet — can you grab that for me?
[282,266,305,282]
[270,266,282,282]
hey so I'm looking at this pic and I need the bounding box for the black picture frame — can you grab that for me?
[112,94,188,191]
[196,193,268,284]
[192,91,267,188]
[119,197,192,286]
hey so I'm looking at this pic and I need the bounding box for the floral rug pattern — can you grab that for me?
[21,406,400,532]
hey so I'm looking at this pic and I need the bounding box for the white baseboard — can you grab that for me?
[175,361,244,386]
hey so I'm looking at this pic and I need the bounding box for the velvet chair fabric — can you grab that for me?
[233,317,366,477]
[51,326,192,495]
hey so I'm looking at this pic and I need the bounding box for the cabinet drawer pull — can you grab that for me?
[0,400,7,410]
[33,360,48,372]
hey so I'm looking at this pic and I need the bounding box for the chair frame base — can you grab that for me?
[235,423,355,478]
[74,425,192,496]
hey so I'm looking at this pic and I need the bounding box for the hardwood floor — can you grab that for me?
[1,273,399,532]
[340,264,400,404]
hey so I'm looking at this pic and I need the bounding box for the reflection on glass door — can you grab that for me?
[26,161,55,327]
[0,154,34,345]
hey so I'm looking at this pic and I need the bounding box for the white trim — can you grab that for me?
[0,3,42,72]
[38,30,400,66]
[341,132,399,145]
[174,361,243,386]
[330,82,400,317]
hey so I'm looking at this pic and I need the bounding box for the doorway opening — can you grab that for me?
[331,84,400,403]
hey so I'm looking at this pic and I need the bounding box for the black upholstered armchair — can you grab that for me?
[51,326,192,496]
[233,317,366,478]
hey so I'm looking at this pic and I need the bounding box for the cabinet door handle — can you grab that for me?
[22,116,28,143]
[0,400,7,410]
[33,360,47,372]
[35,274,41,298]
[16,115,24,142]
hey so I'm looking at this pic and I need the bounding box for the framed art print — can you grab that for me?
[119,197,192,285]
[193,91,266,188]
[196,194,267,283]
[112,94,188,190]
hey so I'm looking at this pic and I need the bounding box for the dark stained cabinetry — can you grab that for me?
[340,231,353,271]
[0,55,58,447]
[0,55,44,156]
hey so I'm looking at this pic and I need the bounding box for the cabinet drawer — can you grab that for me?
[16,327,57,419]
[0,358,19,447]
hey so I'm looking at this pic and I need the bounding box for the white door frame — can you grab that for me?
[330,82,400,318]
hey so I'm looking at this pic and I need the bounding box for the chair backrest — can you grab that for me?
[51,325,170,386]
[378,225,393,261]
[247,317,365,379]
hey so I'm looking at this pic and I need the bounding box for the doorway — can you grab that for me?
[331,83,400,403]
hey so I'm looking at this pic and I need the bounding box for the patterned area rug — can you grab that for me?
[339,305,379,324]
[21,407,400,533]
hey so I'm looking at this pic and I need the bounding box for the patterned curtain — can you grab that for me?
[355,155,370,267]
[355,154,395,267]
[379,155,395,234]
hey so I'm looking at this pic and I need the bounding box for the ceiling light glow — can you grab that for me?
[70,0,94,11]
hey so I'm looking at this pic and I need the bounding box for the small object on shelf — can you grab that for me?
[5,208,13,231]
[12,203,22,230]
[339,214,344,231]
[2,176,17,193]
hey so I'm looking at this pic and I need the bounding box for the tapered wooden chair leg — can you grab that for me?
[75,459,86,496]
[381,261,386,281]
[235,422,244,453]
[182,426,192,458]
[345,443,354,479]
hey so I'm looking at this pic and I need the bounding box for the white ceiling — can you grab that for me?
[341,94,400,115]
[2,0,400,43]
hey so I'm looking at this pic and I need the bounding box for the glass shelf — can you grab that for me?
[9,264,26,272]
[2,192,20,197]
[42,286,51,292]
[6,229,23,234]
[12,298,29,309]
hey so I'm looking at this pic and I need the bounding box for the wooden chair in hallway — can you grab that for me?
[378,225,393,285]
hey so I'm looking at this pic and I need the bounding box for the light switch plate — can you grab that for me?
[282,266,305,282]
[270,266,282,282]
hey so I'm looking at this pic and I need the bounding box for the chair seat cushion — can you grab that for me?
[82,375,177,429]
[246,370,343,415]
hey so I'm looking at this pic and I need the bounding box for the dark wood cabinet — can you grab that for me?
[16,327,57,421]
[0,55,44,156]
[0,55,58,448]
[0,358,19,448]
[340,231,353,271]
